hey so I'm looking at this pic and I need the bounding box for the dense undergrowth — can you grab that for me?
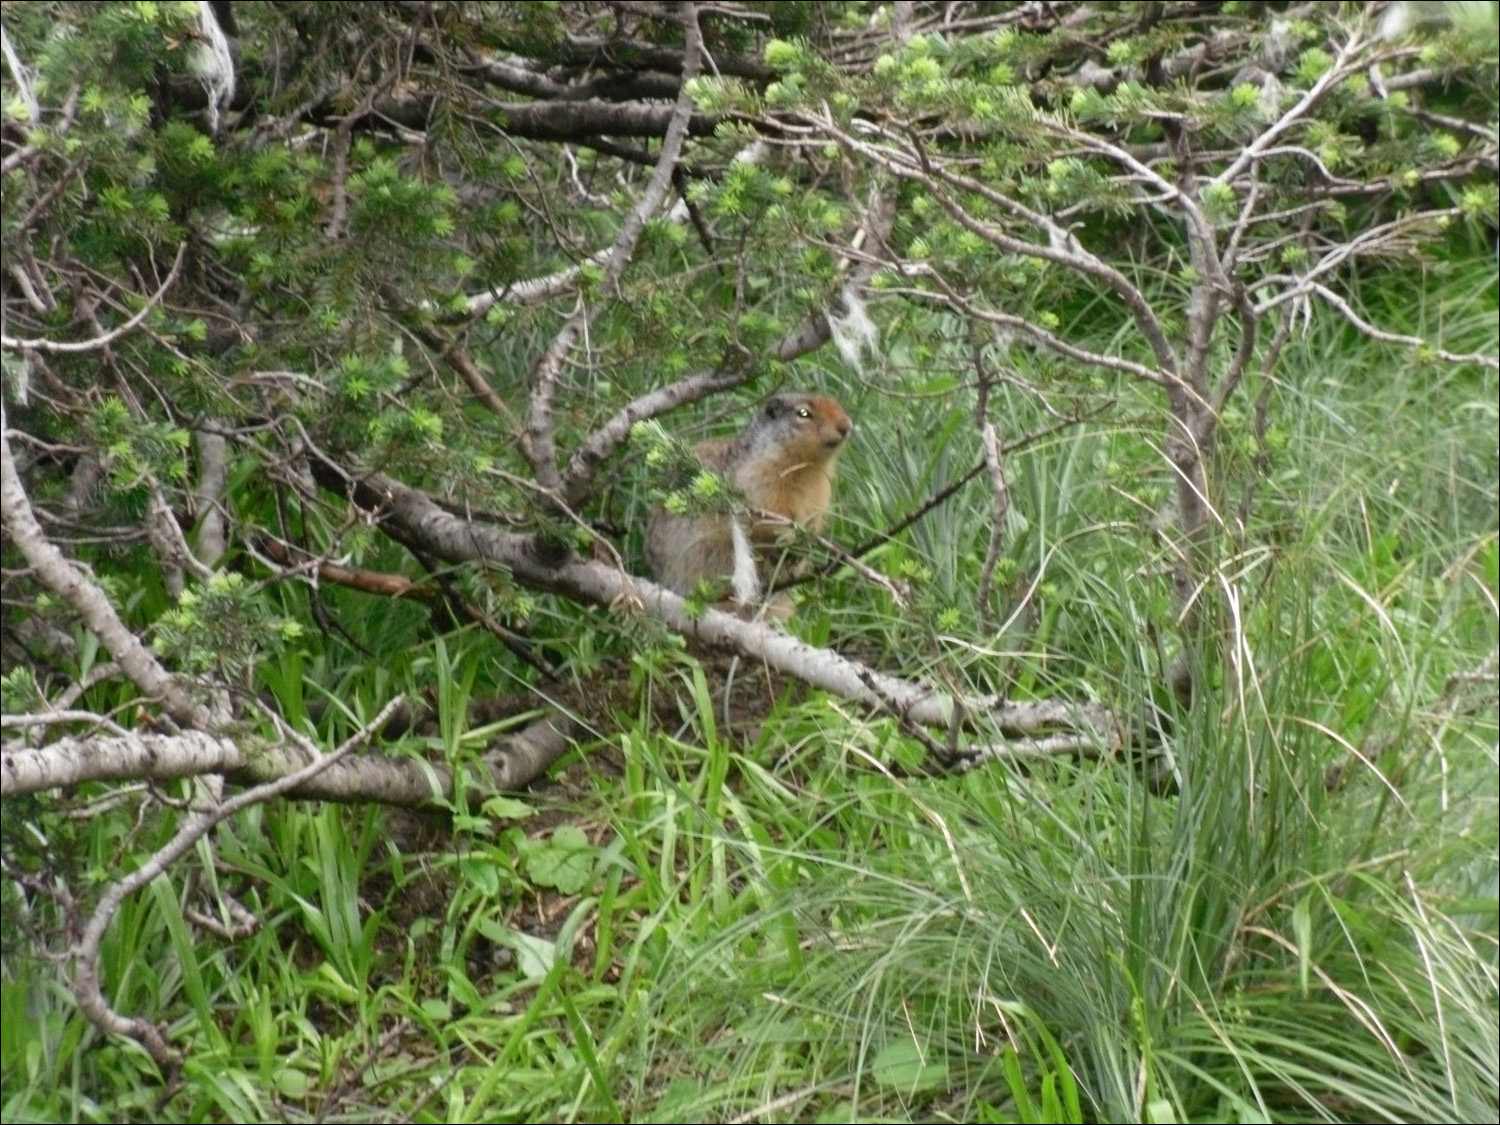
[3,258,1496,1123]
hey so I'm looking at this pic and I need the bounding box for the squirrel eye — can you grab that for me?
[796,407,811,419]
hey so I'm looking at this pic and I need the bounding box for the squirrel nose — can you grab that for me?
[835,415,853,440]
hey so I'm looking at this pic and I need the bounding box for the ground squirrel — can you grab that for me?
[645,392,853,609]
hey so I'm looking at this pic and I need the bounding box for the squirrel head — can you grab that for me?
[751,393,853,460]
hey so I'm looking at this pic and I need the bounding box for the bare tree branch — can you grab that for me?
[0,245,187,354]
[557,190,898,505]
[68,696,404,1065]
[1300,282,1500,370]
[316,459,1122,749]
[2,400,211,730]
[810,110,1184,382]
[524,1,706,492]
[2,710,586,801]
[1216,22,1378,187]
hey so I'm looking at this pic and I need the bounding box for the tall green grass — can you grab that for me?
[2,262,1494,1122]
[606,260,1499,1122]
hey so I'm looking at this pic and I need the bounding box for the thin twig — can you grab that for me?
[524,2,705,491]
[1,245,187,354]
[69,697,405,1065]
[842,409,1108,562]
[2,400,210,730]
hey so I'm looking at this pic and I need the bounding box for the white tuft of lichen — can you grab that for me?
[1,28,41,123]
[192,1,235,133]
[827,284,879,374]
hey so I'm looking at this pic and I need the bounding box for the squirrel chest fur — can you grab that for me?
[645,393,853,604]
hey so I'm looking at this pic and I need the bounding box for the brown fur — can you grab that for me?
[645,393,853,602]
